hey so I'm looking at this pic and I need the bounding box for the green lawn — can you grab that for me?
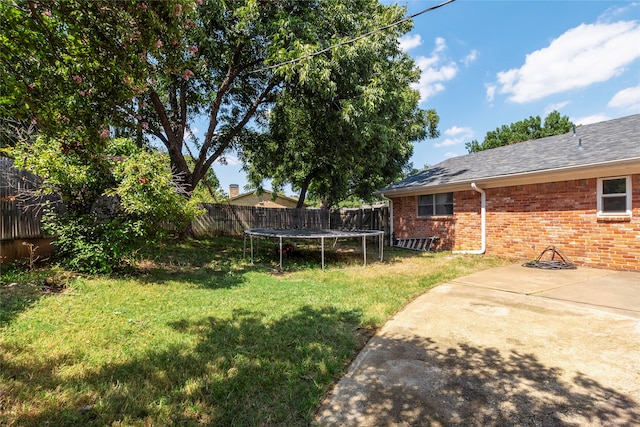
[0,237,510,426]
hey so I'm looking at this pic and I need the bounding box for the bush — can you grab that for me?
[12,137,203,273]
[42,211,146,274]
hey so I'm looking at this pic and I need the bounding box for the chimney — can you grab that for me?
[229,184,240,198]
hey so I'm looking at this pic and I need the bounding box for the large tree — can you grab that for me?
[2,0,280,195]
[465,111,573,153]
[242,3,439,208]
[2,0,428,202]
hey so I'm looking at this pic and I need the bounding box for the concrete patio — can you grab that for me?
[316,264,640,426]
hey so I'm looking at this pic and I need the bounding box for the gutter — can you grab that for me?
[453,182,486,255]
[378,157,640,199]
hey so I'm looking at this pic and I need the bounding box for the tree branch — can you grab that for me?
[26,1,65,66]
[201,80,279,176]
[168,82,179,127]
[202,42,245,155]
[146,124,168,145]
[118,103,168,144]
[149,89,174,149]
[0,57,38,113]
[179,79,188,144]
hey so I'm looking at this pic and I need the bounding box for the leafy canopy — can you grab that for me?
[1,0,286,193]
[242,1,439,207]
[2,0,441,206]
[465,111,573,153]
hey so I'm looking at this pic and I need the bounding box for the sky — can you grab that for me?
[211,0,640,196]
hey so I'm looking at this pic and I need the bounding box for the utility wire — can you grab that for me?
[250,0,456,74]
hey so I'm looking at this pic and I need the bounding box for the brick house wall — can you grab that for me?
[391,174,640,272]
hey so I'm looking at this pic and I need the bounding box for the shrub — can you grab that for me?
[41,211,145,274]
[12,137,203,273]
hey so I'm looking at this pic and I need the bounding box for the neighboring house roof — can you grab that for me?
[228,189,305,208]
[380,114,640,196]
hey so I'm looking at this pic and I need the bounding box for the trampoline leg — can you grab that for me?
[363,235,367,267]
[321,237,325,271]
[250,235,254,265]
[279,236,283,271]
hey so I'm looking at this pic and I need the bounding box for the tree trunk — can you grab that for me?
[296,176,313,208]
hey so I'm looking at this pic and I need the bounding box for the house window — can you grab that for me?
[597,176,632,216]
[418,193,453,216]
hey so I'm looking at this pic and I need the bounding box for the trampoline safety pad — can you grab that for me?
[243,228,385,270]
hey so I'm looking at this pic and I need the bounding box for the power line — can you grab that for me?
[250,0,456,74]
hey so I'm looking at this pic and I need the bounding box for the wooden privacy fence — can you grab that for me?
[0,200,48,241]
[2,200,390,243]
[0,157,54,241]
[1,156,391,260]
[1,157,59,264]
[192,204,390,241]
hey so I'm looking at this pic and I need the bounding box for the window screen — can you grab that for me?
[418,193,453,216]
[601,178,627,213]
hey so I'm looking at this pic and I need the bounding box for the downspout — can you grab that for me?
[389,199,394,247]
[453,182,486,254]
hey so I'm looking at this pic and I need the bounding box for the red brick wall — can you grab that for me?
[392,195,456,250]
[391,174,640,272]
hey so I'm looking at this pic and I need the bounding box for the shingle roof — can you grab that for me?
[229,189,305,206]
[380,114,640,195]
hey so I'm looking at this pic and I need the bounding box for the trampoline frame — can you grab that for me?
[243,228,385,270]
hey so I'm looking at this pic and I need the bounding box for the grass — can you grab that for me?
[0,236,511,426]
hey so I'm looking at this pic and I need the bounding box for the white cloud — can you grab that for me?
[598,2,639,22]
[544,101,571,116]
[434,126,474,148]
[399,34,422,51]
[446,126,473,136]
[485,84,496,103]
[412,38,458,103]
[462,50,479,67]
[496,21,640,103]
[571,114,611,126]
[607,85,640,111]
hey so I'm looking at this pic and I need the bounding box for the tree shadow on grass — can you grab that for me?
[0,282,43,327]
[134,264,251,290]
[0,276,66,328]
[317,334,640,426]
[247,240,392,273]
[1,306,366,426]
[130,237,252,289]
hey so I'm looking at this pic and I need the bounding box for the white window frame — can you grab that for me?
[597,176,632,217]
[417,193,453,217]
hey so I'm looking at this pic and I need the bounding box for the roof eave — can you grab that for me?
[378,157,640,198]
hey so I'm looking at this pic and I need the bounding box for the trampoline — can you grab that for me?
[243,228,385,270]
